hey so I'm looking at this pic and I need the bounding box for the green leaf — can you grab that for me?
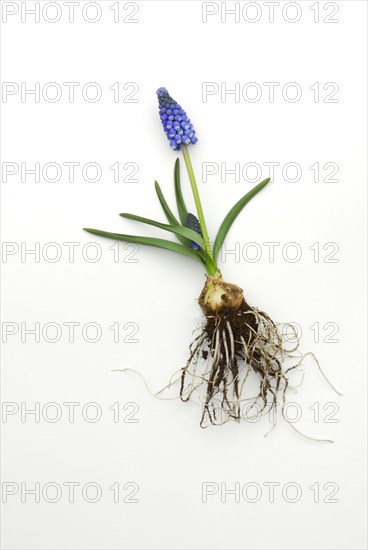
[154,180,192,248]
[119,213,205,249]
[198,250,219,277]
[154,180,180,225]
[83,228,204,263]
[213,178,271,263]
[174,158,188,225]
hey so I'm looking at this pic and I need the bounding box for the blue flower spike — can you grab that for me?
[157,87,198,150]
[186,212,203,250]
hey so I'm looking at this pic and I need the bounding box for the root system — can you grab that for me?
[114,274,341,441]
[179,276,340,435]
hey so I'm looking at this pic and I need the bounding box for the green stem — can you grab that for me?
[199,251,219,278]
[181,144,213,259]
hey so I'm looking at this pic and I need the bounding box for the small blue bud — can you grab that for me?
[186,212,203,249]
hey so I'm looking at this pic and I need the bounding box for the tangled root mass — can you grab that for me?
[180,277,304,429]
[115,275,340,440]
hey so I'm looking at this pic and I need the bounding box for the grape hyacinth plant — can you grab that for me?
[84,88,341,439]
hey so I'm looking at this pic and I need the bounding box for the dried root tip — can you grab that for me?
[198,274,244,315]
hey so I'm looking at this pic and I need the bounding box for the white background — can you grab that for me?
[1,1,367,549]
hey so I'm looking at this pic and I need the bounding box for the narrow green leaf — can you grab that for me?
[213,178,271,263]
[119,213,205,248]
[154,180,179,225]
[174,158,188,225]
[154,180,192,248]
[198,251,219,277]
[83,228,204,263]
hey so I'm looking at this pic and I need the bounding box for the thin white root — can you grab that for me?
[111,368,183,401]
[299,352,343,396]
